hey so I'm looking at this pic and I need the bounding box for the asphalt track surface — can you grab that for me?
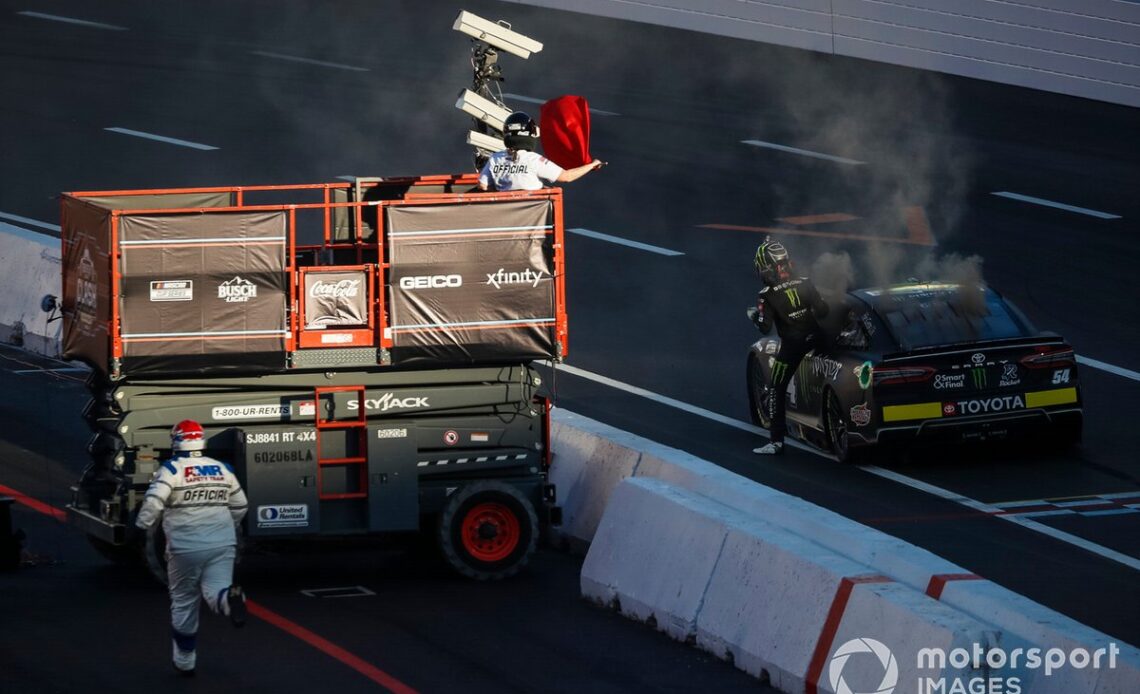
[1,0,1138,691]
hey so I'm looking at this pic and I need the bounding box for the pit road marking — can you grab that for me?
[741,139,864,165]
[502,93,620,116]
[16,11,127,30]
[250,51,370,72]
[992,192,1121,220]
[551,363,1140,573]
[104,127,218,150]
[568,228,683,256]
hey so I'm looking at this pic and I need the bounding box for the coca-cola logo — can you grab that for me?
[309,278,361,299]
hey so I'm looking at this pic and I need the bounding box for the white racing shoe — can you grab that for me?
[171,639,196,677]
[753,441,784,455]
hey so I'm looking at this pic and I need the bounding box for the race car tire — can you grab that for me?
[438,481,537,581]
[823,388,861,464]
[747,355,773,429]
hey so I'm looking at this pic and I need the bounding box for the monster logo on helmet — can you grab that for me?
[503,111,539,151]
[754,237,794,286]
[170,419,206,452]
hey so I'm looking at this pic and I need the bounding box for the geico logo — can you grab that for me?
[399,275,462,290]
[953,395,1025,415]
[346,393,430,412]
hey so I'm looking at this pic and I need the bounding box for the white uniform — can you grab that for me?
[136,451,248,672]
[478,149,564,191]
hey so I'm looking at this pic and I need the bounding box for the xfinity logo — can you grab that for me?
[346,393,429,412]
[485,268,549,289]
[947,395,1025,416]
[399,274,462,290]
[218,276,258,303]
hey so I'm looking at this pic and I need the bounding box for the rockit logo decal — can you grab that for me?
[485,268,550,289]
[829,637,898,694]
[217,276,258,302]
[999,363,1021,387]
[399,274,462,290]
[309,278,361,298]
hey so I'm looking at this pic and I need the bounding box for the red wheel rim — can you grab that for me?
[461,502,520,563]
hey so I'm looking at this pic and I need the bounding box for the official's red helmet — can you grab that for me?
[171,419,206,451]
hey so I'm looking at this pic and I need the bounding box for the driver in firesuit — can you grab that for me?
[136,419,249,676]
[747,240,829,455]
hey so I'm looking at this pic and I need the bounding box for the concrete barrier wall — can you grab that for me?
[554,408,1140,692]
[503,0,1140,108]
[584,477,995,692]
[0,226,62,357]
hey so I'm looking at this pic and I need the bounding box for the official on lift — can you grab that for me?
[747,240,829,455]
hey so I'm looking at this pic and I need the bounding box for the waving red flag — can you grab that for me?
[540,95,592,169]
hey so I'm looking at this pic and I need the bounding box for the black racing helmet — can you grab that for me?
[503,111,539,151]
[754,238,793,285]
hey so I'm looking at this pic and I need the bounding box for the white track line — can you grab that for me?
[860,465,1140,572]
[17,11,127,30]
[991,192,1120,219]
[502,93,619,116]
[741,140,864,165]
[1077,355,1140,383]
[552,362,1140,572]
[250,51,369,72]
[105,127,218,150]
[0,211,61,232]
[567,228,683,256]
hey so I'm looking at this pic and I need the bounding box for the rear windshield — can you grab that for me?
[872,288,1031,350]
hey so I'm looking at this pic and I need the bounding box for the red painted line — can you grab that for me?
[0,484,67,521]
[925,573,984,600]
[777,213,858,226]
[805,574,894,694]
[700,223,933,246]
[247,601,419,694]
[0,483,416,694]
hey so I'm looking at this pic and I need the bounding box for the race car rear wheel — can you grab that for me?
[748,355,773,429]
[439,481,537,581]
[823,388,857,464]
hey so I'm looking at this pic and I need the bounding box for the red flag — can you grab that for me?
[540,95,592,169]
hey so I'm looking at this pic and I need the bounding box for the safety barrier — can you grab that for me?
[553,408,1140,692]
[0,227,61,358]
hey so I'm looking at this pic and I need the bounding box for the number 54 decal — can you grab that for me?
[1052,368,1071,385]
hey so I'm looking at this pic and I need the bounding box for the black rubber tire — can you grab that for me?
[824,388,859,464]
[438,481,538,581]
[747,355,773,429]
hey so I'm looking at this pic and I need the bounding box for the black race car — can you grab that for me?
[746,283,1082,462]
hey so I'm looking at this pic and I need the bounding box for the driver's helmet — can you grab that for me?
[754,239,793,285]
[503,111,539,151]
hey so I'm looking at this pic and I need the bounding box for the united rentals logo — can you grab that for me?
[218,276,258,303]
[829,637,898,694]
[485,267,549,289]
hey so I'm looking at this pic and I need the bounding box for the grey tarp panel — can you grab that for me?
[78,191,234,211]
[117,211,288,375]
[386,199,557,364]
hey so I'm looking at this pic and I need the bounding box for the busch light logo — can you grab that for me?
[218,276,258,303]
[309,278,361,299]
[76,248,98,326]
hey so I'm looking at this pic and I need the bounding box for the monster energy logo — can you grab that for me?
[785,289,801,308]
[971,367,987,388]
[772,360,789,383]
